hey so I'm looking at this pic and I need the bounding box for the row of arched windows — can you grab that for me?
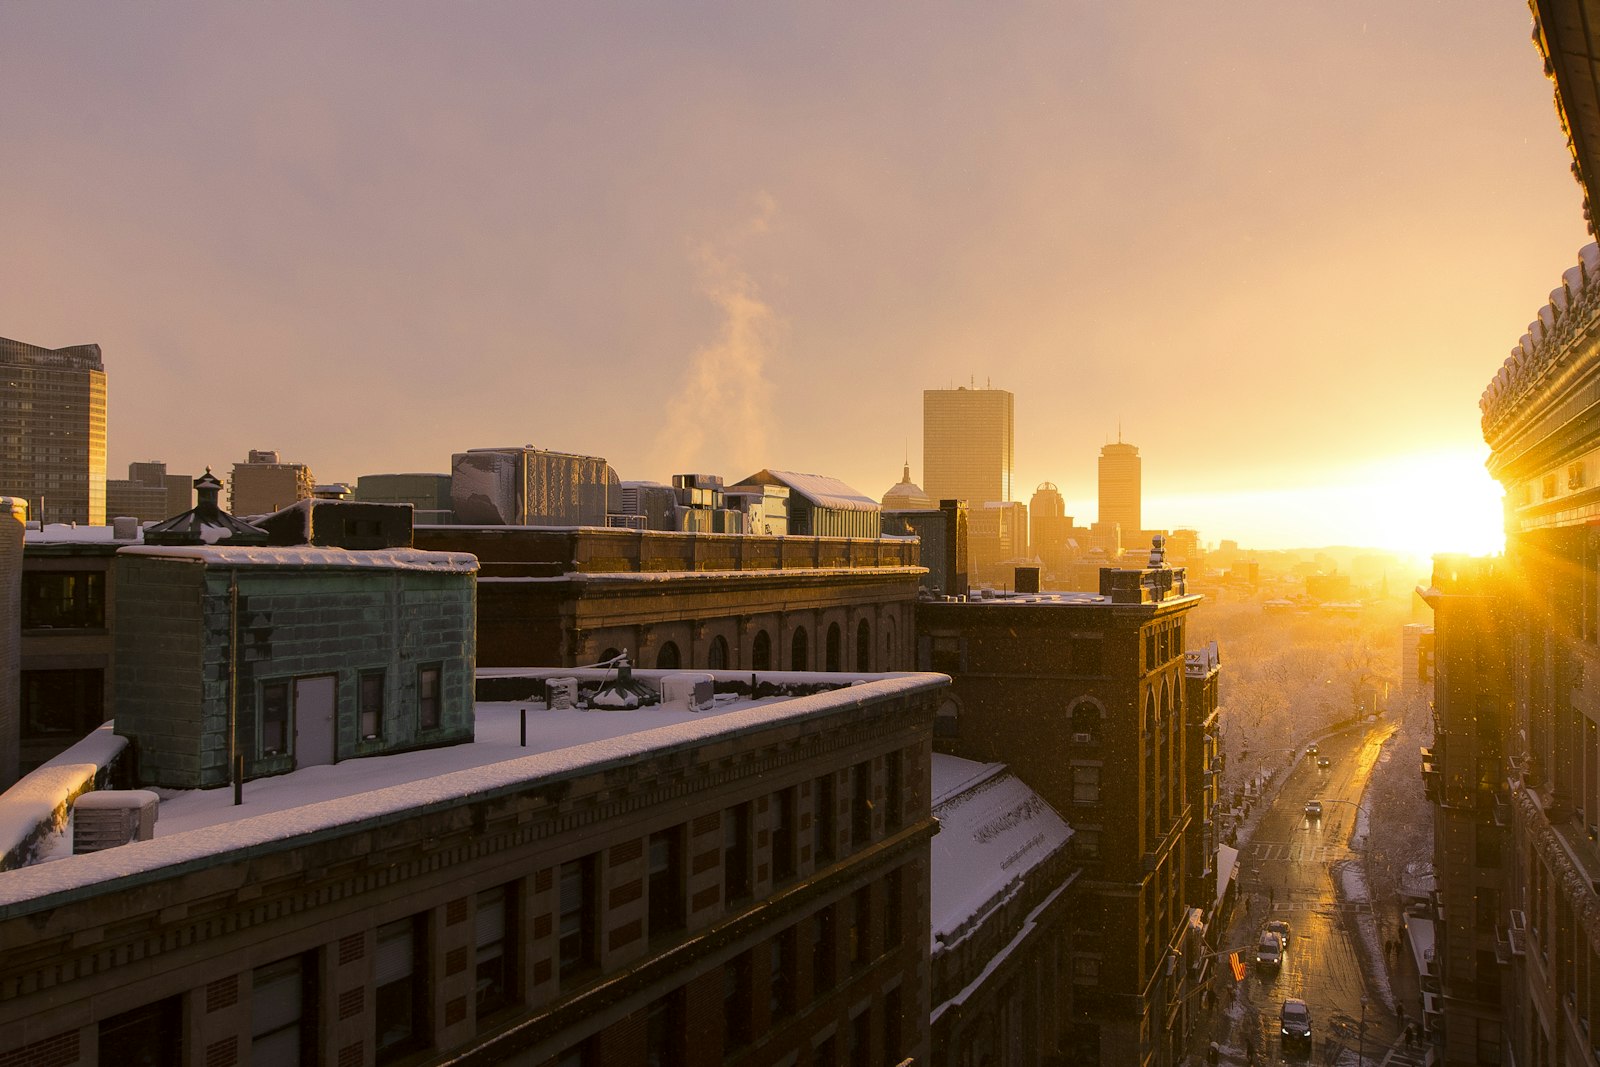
[601,618,893,672]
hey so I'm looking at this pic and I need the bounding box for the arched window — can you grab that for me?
[791,627,809,670]
[752,630,772,671]
[935,696,960,738]
[882,616,896,669]
[598,647,621,667]
[1070,700,1102,741]
[1144,690,1157,735]
[708,635,729,670]
[856,619,871,672]
[656,642,681,670]
[826,623,842,672]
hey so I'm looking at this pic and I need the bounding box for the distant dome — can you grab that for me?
[1036,481,1058,493]
[881,463,935,510]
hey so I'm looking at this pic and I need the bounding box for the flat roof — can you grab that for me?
[2,672,942,913]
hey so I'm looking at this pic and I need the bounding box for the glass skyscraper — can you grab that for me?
[0,336,106,525]
[922,386,1014,506]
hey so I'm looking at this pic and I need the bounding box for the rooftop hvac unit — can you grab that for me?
[547,677,579,710]
[659,673,715,711]
[74,790,159,854]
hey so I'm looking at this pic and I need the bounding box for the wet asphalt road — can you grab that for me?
[1204,720,1419,1066]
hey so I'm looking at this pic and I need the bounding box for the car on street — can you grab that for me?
[1256,930,1284,969]
[1280,998,1312,1047]
[1306,744,1318,756]
[1266,919,1291,946]
[1316,756,1331,768]
[1304,800,1323,819]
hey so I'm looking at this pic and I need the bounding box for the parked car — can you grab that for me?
[1267,918,1292,947]
[1304,800,1323,819]
[1257,930,1284,969]
[1280,998,1312,1046]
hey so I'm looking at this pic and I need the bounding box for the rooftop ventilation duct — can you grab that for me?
[73,790,159,854]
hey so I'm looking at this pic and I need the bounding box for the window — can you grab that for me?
[418,666,441,730]
[21,668,104,740]
[645,990,686,1067]
[1069,700,1101,741]
[261,681,290,756]
[885,750,904,832]
[813,905,837,992]
[770,926,798,1020]
[1572,462,1588,490]
[723,951,754,1051]
[1074,828,1102,860]
[885,867,904,949]
[1545,472,1560,498]
[648,828,685,938]
[849,1006,871,1067]
[375,915,426,1064]
[752,630,772,671]
[1145,629,1156,670]
[22,570,105,629]
[791,626,810,670]
[656,641,681,669]
[99,996,182,1067]
[360,672,385,740]
[559,856,597,981]
[849,885,871,970]
[724,803,752,905]
[476,883,515,1018]
[930,635,963,674]
[1073,764,1101,805]
[815,774,837,864]
[773,788,797,883]
[826,622,842,671]
[708,635,729,670]
[856,619,871,671]
[852,761,873,846]
[935,696,960,738]
[253,954,314,1066]
[883,986,903,1064]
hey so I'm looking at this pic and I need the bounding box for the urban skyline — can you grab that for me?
[0,4,1553,556]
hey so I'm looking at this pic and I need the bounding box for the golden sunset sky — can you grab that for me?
[1,4,1583,554]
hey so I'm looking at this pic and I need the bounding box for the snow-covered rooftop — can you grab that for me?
[741,470,879,513]
[0,673,940,912]
[25,523,143,545]
[929,754,1072,950]
[116,544,478,573]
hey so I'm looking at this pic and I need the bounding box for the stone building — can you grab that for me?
[0,497,24,788]
[915,552,1206,1067]
[0,668,943,1067]
[414,525,920,673]
[113,542,477,788]
[1182,642,1223,924]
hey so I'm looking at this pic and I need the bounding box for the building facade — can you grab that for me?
[230,449,315,516]
[415,525,920,674]
[0,336,107,526]
[922,385,1014,509]
[0,497,24,789]
[357,472,455,524]
[916,560,1205,1067]
[106,461,193,522]
[0,671,942,1067]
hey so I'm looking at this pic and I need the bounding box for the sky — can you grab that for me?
[2,3,1586,555]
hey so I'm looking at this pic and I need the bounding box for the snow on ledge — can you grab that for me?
[117,544,479,573]
[0,725,127,871]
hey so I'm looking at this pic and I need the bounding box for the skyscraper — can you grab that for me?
[1097,438,1141,540]
[0,336,107,525]
[922,385,1014,506]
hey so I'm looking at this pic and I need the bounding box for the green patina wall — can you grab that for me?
[115,554,475,788]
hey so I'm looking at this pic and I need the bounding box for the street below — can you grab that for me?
[1199,719,1425,1066]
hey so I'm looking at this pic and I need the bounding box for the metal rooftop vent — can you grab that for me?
[588,658,659,711]
[73,790,159,854]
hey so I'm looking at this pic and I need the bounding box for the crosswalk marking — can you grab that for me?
[1249,841,1333,864]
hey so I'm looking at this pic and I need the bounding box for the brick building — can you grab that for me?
[916,554,1207,1067]
[415,525,920,673]
[0,669,942,1067]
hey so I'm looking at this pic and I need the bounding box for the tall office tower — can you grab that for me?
[0,337,107,525]
[1097,439,1141,539]
[923,385,1014,506]
[229,449,315,516]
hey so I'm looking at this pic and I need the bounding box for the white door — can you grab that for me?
[293,675,338,768]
